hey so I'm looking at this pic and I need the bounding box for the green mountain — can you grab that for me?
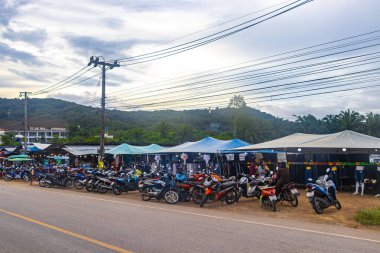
[0,98,296,145]
[1,98,379,145]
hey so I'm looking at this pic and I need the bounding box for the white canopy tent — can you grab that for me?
[235,130,380,153]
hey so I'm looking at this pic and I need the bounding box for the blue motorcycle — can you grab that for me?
[306,168,341,214]
[141,174,179,204]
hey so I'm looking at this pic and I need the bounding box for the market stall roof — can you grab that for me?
[160,141,195,153]
[64,145,118,156]
[220,139,251,151]
[235,130,380,153]
[47,155,70,160]
[160,137,250,153]
[33,143,51,150]
[137,144,165,154]
[7,154,30,159]
[107,144,144,155]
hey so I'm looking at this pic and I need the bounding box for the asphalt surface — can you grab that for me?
[0,182,379,253]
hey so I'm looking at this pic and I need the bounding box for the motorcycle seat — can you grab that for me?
[221,181,236,189]
[258,185,275,191]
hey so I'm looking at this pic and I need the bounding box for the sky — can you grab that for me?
[1,0,380,120]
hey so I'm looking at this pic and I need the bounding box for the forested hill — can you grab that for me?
[1,98,379,145]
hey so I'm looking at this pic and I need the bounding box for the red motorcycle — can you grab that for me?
[258,184,277,212]
[199,176,238,207]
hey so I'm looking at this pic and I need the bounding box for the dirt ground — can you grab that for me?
[3,180,380,231]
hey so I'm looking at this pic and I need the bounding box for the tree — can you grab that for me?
[0,132,19,146]
[322,114,339,133]
[157,118,170,139]
[176,124,193,143]
[228,95,246,109]
[293,114,322,133]
[337,109,364,131]
[365,112,380,137]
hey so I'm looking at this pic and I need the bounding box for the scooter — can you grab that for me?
[141,174,179,204]
[306,168,341,214]
[238,174,261,199]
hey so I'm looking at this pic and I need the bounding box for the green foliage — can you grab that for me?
[0,132,19,146]
[355,207,380,225]
[1,98,380,145]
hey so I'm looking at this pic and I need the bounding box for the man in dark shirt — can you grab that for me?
[275,162,290,195]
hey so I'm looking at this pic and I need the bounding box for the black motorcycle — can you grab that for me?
[39,172,74,188]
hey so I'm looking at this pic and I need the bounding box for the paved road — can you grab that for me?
[0,182,379,253]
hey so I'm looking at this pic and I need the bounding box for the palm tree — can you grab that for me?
[365,112,380,136]
[293,114,322,133]
[157,118,170,139]
[337,109,364,131]
[322,114,339,133]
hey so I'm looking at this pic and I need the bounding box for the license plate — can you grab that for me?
[291,188,299,195]
[269,195,277,201]
[306,191,314,198]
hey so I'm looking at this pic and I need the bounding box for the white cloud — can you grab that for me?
[1,0,380,120]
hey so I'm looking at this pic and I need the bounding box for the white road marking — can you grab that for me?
[76,195,380,244]
[1,183,379,244]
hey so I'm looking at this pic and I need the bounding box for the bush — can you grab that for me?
[355,207,380,225]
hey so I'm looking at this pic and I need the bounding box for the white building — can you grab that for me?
[8,127,68,144]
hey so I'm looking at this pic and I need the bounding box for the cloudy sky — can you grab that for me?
[1,0,380,119]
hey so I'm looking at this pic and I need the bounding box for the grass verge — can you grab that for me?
[355,206,380,225]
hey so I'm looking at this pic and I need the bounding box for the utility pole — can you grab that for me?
[20,92,32,154]
[87,56,120,161]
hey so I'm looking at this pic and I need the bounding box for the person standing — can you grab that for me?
[353,165,365,196]
[376,163,380,198]
[74,157,80,168]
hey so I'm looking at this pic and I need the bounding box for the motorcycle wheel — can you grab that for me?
[312,197,324,214]
[112,185,122,195]
[66,179,74,189]
[141,188,151,201]
[38,179,46,187]
[334,199,342,210]
[22,174,30,182]
[270,200,277,212]
[192,188,204,204]
[44,180,52,188]
[74,180,85,189]
[225,190,237,205]
[200,195,208,208]
[97,182,108,194]
[164,190,179,204]
[85,182,94,192]
[289,193,298,207]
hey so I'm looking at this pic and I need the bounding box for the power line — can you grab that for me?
[106,31,380,98]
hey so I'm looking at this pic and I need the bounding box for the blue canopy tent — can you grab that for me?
[107,144,144,155]
[160,137,250,154]
[138,144,165,154]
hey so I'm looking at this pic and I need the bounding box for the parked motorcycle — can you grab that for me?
[40,171,74,188]
[141,174,179,204]
[258,183,277,212]
[237,174,261,199]
[199,176,238,207]
[306,168,341,214]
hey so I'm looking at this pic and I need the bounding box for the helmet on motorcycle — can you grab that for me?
[203,177,212,187]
